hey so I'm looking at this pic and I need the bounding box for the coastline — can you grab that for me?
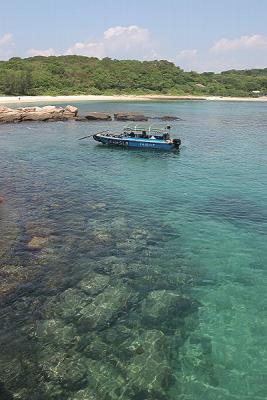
[0,94,267,105]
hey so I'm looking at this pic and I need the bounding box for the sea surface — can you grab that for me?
[0,100,267,400]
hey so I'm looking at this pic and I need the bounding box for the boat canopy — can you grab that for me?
[123,123,171,135]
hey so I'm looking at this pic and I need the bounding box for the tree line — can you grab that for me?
[0,55,266,97]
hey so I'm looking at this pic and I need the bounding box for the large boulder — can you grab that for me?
[63,105,78,119]
[21,111,55,121]
[85,112,112,121]
[65,105,78,116]
[0,107,22,123]
[0,105,78,123]
[114,112,148,121]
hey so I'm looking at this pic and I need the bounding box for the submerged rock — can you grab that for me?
[0,196,5,204]
[156,115,182,121]
[140,290,198,332]
[127,270,184,293]
[93,256,128,276]
[27,236,49,250]
[0,264,38,298]
[41,351,88,390]
[78,273,110,296]
[125,329,176,399]
[70,388,97,400]
[89,202,107,210]
[50,288,91,320]
[84,359,127,399]
[25,220,57,237]
[35,319,80,349]
[78,285,138,330]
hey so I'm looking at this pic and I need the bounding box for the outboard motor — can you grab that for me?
[173,138,181,149]
[93,133,102,142]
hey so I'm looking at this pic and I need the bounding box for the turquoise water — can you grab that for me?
[0,100,267,400]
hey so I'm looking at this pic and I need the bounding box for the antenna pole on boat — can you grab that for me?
[78,130,109,140]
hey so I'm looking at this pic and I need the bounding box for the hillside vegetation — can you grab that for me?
[0,55,267,97]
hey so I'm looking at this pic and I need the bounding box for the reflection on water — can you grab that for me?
[0,100,267,399]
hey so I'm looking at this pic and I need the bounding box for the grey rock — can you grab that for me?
[85,112,112,121]
[156,115,182,121]
[114,112,148,121]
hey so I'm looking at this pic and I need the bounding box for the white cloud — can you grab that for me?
[66,25,157,59]
[175,34,267,72]
[0,33,13,46]
[0,33,14,60]
[177,49,197,59]
[27,47,56,57]
[210,34,267,53]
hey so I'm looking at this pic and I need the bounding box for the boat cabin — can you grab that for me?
[123,123,171,141]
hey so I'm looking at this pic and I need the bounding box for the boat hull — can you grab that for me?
[93,135,179,151]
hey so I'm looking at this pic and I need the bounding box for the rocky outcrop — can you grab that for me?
[0,105,78,123]
[85,112,112,121]
[114,112,148,121]
[0,107,22,123]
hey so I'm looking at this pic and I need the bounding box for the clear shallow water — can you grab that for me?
[0,100,267,399]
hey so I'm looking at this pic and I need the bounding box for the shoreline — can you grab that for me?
[0,94,267,105]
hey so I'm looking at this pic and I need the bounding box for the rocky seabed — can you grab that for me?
[0,180,215,400]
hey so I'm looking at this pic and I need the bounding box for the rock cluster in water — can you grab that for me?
[0,106,180,124]
[0,105,78,123]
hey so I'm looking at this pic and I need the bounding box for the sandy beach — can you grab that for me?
[0,94,267,105]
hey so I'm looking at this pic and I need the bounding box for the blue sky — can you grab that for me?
[0,0,267,71]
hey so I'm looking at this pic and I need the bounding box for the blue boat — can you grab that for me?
[93,123,181,151]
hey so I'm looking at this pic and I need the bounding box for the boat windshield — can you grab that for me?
[123,123,171,138]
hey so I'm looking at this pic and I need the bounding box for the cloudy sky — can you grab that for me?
[0,0,267,72]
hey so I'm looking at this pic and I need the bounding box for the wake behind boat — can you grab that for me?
[93,123,181,151]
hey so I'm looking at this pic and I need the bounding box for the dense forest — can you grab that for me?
[0,55,266,97]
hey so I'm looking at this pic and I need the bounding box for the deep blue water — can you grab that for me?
[0,100,267,400]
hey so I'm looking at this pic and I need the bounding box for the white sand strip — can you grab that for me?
[0,94,266,105]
